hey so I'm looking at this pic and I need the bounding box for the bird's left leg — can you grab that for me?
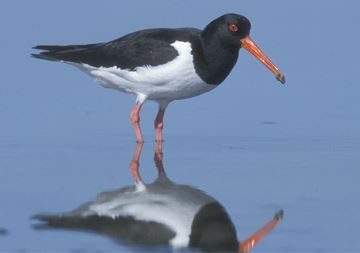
[154,103,168,142]
[239,209,284,253]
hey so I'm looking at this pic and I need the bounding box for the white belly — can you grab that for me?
[72,41,215,102]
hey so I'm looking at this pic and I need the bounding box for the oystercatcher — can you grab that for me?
[33,142,284,252]
[32,13,285,143]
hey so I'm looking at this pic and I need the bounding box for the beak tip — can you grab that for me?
[274,209,284,221]
[276,73,286,84]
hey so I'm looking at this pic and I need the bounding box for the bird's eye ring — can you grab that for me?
[228,24,238,32]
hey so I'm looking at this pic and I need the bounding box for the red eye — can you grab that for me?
[228,24,238,32]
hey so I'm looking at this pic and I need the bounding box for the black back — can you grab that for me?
[32,28,200,71]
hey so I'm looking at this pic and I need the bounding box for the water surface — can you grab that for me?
[1,0,360,252]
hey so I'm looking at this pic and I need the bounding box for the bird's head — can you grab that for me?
[202,13,285,84]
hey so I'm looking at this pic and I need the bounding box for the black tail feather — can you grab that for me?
[32,45,72,51]
[32,44,95,52]
[32,43,101,63]
[31,44,72,62]
[31,53,59,62]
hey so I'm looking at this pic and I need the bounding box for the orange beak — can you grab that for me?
[241,36,285,84]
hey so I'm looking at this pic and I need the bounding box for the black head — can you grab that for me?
[189,202,239,252]
[202,13,251,48]
[199,13,285,85]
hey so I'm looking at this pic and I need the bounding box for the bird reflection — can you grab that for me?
[33,142,283,253]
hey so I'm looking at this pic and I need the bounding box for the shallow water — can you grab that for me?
[1,0,360,252]
[1,133,359,252]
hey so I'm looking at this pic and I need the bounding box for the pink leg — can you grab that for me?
[154,141,165,175]
[129,143,143,184]
[130,102,144,143]
[154,107,166,142]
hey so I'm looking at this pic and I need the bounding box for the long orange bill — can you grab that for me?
[241,36,286,84]
[239,209,284,253]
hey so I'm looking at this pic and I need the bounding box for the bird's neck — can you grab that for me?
[193,34,239,85]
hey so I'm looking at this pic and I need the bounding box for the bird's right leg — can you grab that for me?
[154,104,167,142]
[130,99,145,143]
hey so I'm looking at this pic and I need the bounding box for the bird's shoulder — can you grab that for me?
[111,28,201,44]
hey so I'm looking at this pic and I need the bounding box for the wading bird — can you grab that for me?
[33,13,285,143]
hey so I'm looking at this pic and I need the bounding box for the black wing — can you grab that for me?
[33,214,176,245]
[32,28,200,70]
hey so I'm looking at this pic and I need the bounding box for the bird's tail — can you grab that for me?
[31,43,99,62]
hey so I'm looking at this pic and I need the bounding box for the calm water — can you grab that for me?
[1,134,359,252]
[1,0,360,252]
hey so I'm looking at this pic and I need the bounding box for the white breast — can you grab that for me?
[72,41,215,102]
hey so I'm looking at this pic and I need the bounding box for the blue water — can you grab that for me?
[1,0,360,252]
